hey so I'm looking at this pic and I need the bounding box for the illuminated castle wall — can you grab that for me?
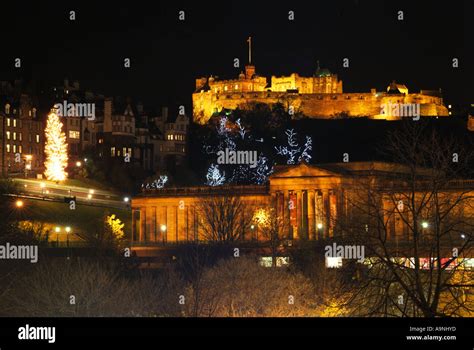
[192,64,449,124]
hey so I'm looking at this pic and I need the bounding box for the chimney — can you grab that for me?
[104,98,113,132]
[162,106,169,121]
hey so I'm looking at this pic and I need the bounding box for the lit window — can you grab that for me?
[19,133,22,141]
[6,118,10,127]
[6,144,10,153]
[123,147,127,155]
[35,135,40,143]
[13,119,17,127]
[13,132,16,141]
[224,85,228,91]
[111,147,115,157]
[68,130,80,139]
[325,257,343,268]
[13,145,16,153]
[18,145,22,153]
[6,131,10,140]
[98,138,103,144]
[234,84,238,90]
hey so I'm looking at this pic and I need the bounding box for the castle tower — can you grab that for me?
[245,65,256,79]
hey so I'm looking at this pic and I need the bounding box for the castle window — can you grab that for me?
[13,119,17,127]
[224,85,228,91]
[36,135,40,143]
[111,147,115,157]
[6,144,10,153]
[6,131,10,140]
[6,118,10,127]
[234,84,238,90]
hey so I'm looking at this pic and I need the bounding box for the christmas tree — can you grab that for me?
[44,111,68,181]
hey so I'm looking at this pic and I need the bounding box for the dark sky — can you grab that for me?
[1,0,472,110]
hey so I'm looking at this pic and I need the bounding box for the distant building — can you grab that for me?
[0,92,44,177]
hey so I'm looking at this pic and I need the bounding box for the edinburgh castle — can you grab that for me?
[192,45,449,123]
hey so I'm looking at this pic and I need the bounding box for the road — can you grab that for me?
[11,178,129,210]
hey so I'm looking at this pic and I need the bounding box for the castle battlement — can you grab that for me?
[192,61,448,124]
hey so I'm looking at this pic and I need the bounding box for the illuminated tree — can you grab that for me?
[44,112,68,181]
[106,214,125,241]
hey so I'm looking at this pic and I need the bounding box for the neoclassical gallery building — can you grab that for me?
[131,161,474,256]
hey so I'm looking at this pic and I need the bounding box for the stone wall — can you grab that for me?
[192,90,449,124]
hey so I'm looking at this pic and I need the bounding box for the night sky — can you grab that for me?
[1,0,472,111]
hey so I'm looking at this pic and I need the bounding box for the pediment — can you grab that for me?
[270,162,341,179]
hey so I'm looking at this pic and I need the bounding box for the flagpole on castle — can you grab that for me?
[247,36,252,64]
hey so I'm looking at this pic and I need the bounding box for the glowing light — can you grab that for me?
[123,197,130,202]
[421,221,429,229]
[89,189,94,194]
[253,208,270,228]
[55,226,61,233]
[15,200,24,208]
[65,226,71,233]
[76,161,82,167]
[160,224,167,232]
[40,182,46,188]
[87,194,92,199]
[317,223,323,229]
[44,112,68,181]
[25,155,32,161]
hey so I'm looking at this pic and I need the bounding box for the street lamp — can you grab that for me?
[160,224,167,244]
[65,226,71,247]
[76,161,82,167]
[123,197,130,203]
[421,221,429,229]
[15,199,24,208]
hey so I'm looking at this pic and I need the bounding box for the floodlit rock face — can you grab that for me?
[192,65,448,124]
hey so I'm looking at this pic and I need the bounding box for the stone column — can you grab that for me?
[140,207,146,242]
[322,189,330,239]
[308,190,316,240]
[284,190,291,239]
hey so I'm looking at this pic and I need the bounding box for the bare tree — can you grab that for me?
[340,121,474,317]
[197,195,252,242]
[184,256,319,317]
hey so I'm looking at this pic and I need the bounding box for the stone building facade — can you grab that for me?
[131,162,473,252]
